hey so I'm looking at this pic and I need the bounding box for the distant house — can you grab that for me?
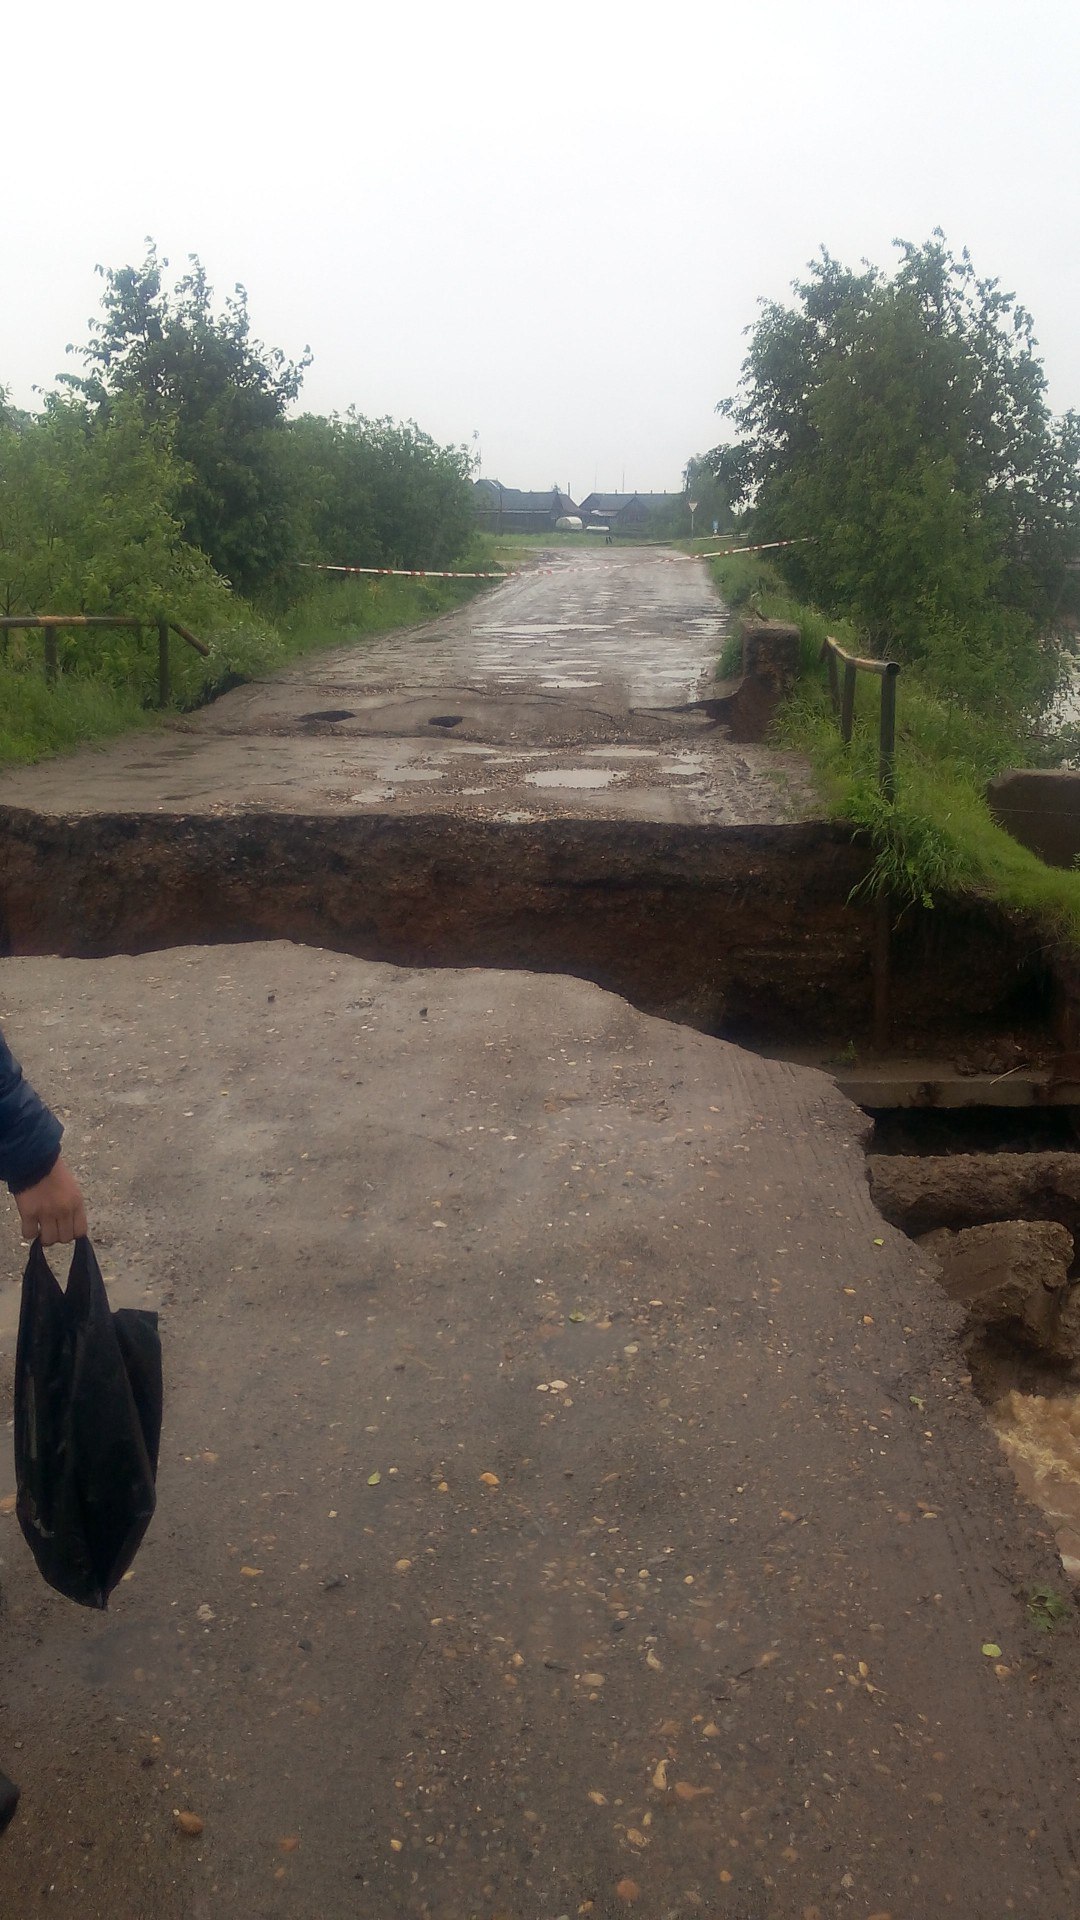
[577,491,685,535]
[473,479,580,534]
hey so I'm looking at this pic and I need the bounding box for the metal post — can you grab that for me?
[879,663,899,801]
[43,626,59,684]
[157,618,170,707]
[840,661,857,743]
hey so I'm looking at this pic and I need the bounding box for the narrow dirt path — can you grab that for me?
[2,947,1080,1919]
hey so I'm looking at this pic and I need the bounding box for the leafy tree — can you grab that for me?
[283,411,474,573]
[63,242,311,599]
[708,235,1080,713]
[0,393,228,621]
[339,414,474,569]
[683,456,737,537]
[0,392,268,703]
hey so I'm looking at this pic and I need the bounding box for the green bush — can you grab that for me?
[710,551,1080,937]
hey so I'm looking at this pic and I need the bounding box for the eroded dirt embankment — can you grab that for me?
[0,805,1053,1043]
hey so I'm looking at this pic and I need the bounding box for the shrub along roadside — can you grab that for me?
[708,551,1080,941]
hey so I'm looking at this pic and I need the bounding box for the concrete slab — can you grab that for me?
[1,946,1079,1918]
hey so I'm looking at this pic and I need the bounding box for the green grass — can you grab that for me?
[1027,1583,1072,1632]
[471,528,680,569]
[0,571,496,768]
[0,665,155,766]
[275,572,490,660]
[471,529,596,570]
[708,551,1080,940]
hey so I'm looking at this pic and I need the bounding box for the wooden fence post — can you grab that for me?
[840,661,857,743]
[826,645,840,715]
[880,663,899,800]
[157,619,170,708]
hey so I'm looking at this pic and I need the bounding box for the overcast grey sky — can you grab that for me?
[6,1,1078,495]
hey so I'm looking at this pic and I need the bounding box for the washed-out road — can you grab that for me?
[1,550,1079,1919]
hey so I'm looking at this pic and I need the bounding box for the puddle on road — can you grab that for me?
[347,765,445,786]
[661,754,707,779]
[525,768,622,790]
[475,623,607,637]
[993,1391,1080,1580]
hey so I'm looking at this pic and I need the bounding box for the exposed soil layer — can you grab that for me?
[870,1150,1080,1248]
[0,807,1056,1046]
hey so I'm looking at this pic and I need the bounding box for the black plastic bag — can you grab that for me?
[14,1237,162,1610]
[0,1768,19,1836]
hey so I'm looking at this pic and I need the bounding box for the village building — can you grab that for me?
[472,480,580,534]
[577,490,685,534]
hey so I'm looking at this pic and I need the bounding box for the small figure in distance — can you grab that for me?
[1,1025,87,1248]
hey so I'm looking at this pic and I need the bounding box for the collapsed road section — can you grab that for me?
[0,549,1065,1053]
[0,806,1057,1049]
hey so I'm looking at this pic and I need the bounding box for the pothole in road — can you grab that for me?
[299,709,356,724]
[427,715,463,729]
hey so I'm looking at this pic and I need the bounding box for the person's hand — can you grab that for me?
[14,1157,88,1248]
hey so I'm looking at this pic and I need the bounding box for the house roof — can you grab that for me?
[579,491,684,513]
[473,481,579,513]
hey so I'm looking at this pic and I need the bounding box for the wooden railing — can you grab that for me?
[820,635,900,800]
[0,615,209,708]
[820,637,901,1049]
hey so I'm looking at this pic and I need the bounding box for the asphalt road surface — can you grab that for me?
[0,549,817,825]
[1,946,1079,1920]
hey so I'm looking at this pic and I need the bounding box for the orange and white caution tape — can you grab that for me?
[693,537,815,559]
[298,561,508,580]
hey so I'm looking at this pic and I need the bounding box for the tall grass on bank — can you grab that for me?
[0,572,496,768]
[708,552,1080,942]
[276,572,488,660]
[0,666,152,766]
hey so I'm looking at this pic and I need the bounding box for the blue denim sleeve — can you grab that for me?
[0,1026,64,1195]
